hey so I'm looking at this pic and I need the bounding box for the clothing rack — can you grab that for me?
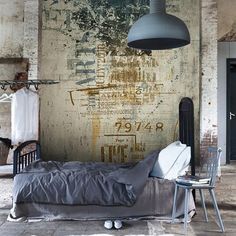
[0,80,59,91]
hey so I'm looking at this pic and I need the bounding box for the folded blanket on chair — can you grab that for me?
[13,151,159,206]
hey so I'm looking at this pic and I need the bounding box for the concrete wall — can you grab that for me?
[40,0,200,162]
[218,0,236,41]
[0,0,222,165]
[0,0,24,57]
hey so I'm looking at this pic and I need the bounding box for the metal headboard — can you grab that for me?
[179,97,195,199]
[179,97,195,176]
[13,140,41,176]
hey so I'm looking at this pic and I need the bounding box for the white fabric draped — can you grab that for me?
[150,141,191,180]
[11,88,39,145]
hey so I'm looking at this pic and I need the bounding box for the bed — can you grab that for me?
[9,140,195,221]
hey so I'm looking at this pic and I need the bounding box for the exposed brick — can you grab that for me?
[200,0,218,159]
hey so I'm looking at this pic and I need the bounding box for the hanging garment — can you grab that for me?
[11,88,39,145]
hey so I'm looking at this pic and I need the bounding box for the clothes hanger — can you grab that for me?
[24,83,39,94]
[10,82,38,94]
[0,93,13,103]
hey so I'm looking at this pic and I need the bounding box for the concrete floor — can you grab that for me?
[0,162,235,236]
[0,164,13,178]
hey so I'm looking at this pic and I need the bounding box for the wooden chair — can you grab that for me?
[171,147,225,233]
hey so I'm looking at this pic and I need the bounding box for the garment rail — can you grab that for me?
[0,80,59,91]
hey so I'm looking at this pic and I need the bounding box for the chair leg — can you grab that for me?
[171,184,178,223]
[208,189,225,232]
[184,188,190,232]
[199,189,208,222]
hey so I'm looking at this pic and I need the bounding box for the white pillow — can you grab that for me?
[150,141,191,180]
[164,146,191,179]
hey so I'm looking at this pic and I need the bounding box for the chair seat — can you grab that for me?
[176,182,214,189]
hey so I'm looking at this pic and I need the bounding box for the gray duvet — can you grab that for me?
[13,151,158,206]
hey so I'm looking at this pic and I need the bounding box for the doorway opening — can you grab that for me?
[226,59,236,163]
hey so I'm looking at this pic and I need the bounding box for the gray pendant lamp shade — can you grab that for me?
[127,0,190,50]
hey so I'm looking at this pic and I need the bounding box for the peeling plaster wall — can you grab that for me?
[200,0,218,158]
[40,0,200,162]
[0,0,40,140]
[0,0,24,57]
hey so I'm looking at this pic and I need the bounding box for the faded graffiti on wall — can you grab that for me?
[40,0,200,162]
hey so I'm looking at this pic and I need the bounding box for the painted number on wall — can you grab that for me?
[115,122,164,133]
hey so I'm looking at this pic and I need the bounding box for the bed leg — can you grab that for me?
[171,183,178,223]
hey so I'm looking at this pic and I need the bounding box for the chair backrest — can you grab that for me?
[201,147,222,187]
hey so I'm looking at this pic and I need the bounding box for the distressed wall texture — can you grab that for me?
[218,0,236,41]
[23,0,40,80]
[0,0,39,140]
[40,0,200,162]
[0,0,24,57]
[0,61,26,139]
[0,0,24,139]
[200,0,218,158]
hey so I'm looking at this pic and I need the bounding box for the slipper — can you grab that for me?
[114,220,122,229]
[104,220,113,229]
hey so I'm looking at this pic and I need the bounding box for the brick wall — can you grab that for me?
[200,0,218,160]
[23,0,40,80]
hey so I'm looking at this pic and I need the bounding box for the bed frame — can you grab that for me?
[13,140,41,176]
[11,141,196,221]
[11,124,196,220]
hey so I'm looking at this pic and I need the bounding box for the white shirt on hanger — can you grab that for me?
[11,87,39,145]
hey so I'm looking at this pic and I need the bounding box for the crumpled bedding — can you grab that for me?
[13,151,159,206]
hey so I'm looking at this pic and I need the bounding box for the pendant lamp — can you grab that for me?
[127,0,190,50]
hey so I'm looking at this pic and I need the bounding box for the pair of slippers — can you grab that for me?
[104,220,123,229]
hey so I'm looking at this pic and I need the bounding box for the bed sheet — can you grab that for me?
[9,177,195,221]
